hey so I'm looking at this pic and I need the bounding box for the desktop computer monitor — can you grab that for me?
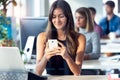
[20,17,48,56]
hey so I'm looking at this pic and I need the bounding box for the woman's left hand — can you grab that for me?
[57,42,70,60]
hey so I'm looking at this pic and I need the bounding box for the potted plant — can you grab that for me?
[0,14,14,46]
[0,0,17,46]
[0,0,17,16]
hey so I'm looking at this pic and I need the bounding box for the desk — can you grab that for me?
[25,60,120,73]
[25,64,36,72]
[101,38,120,53]
[25,64,47,75]
[48,76,108,80]
[82,60,120,69]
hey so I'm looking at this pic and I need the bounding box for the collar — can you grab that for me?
[106,14,116,21]
[79,28,87,34]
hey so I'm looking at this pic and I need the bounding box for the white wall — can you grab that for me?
[26,0,34,17]
[40,0,49,17]
[49,0,103,23]
[34,0,40,17]
[23,0,120,20]
[25,0,49,17]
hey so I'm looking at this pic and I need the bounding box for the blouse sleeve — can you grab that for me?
[89,32,101,59]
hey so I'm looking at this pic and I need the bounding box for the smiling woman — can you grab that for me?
[52,8,67,30]
[36,0,86,76]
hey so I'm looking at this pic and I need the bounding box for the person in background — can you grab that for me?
[36,0,86,76]
[99,1,120,38]
[75,7,100,75]
[88,7,102,37]
[75,7,100,60]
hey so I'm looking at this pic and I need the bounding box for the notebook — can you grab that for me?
[0,47,47,80]
[0,47,26,72]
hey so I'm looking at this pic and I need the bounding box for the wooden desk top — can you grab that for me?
[48,76,108,80]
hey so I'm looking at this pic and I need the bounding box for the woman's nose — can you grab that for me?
[55,17,60,23]
[77,18,80,22]
[76,18,79,23]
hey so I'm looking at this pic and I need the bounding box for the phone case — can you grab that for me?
[48,39,58,50]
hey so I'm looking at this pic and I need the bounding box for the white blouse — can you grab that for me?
[79,28,100,59]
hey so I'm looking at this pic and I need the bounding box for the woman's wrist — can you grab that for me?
[43,54,49,62]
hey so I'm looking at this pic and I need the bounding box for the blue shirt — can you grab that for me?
[99,14,120,36]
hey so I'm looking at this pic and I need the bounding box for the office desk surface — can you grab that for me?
[48,76,108,80]
[25,60,120,72]
[82,60,120,69]
[101,38,120,53]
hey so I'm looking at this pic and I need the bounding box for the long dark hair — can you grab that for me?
[46,0,78,59]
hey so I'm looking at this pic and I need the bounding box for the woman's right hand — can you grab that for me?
[44,43,61,61]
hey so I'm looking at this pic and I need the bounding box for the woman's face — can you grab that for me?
[52,8,67,30]
[75,12,86,28]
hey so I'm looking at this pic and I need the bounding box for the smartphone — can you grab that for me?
[48,39,58,50]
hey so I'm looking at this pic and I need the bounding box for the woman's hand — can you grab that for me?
[44,43,61,61]
[56,42,70,60]
[44,41,70,61]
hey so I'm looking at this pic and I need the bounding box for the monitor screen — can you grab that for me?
[20,17,48,55]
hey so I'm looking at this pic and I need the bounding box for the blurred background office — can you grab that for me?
[1,0,120,47]
[0,0,120,75]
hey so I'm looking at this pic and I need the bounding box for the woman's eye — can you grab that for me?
[75,17,78,19]
[59,15,65,18]
[79,17,84,19]
[52,16,56,18]
[76,17,84,19]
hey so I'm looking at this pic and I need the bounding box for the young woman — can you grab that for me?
[75,7,100,75]
[75,7,100,60]
[36,1,86,76]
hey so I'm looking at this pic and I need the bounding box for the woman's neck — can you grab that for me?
[57,29,66,40]
[80,27,85,29]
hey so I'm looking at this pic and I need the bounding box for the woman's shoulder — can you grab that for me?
[38,32,46,37]
[37,32,47,41]
[77,33,86,41]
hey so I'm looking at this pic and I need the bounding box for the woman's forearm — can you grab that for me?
[65,56,81,76]
[36,55,48,76]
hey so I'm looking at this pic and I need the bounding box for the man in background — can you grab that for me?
[89,7,102,37]
[99,1,120,38]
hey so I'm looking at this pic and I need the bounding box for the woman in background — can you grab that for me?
[75,7,100,60]
[36,0,86,76]
[75,7,100,75]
